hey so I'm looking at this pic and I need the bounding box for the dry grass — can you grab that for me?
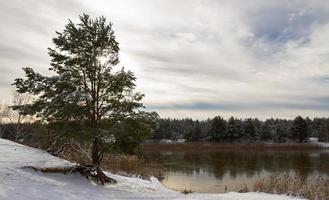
[22,139,165,180]
[62,151,164,180]
[251,173,329,200]
[61,150,165,180]
[101,154,164,180]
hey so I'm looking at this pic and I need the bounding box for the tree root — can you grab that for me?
[23,163,117,185]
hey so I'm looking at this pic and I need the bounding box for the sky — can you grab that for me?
[0,0,329,120]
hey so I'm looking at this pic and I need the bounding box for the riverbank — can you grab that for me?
[142,142,328,151]
[0,138,303,200]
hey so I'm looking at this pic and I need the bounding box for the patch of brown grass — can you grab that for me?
[41,142,164,180]
[251,173,329,200]
[101,154,164,180]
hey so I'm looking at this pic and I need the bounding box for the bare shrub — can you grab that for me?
[182,189,193,194]
[237,184,249,193]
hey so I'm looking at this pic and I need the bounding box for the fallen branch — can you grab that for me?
[23,163,117,185]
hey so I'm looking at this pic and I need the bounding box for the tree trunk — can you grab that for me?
[24,164,117,184]
[15,114,21,141]
[92,137,100,166]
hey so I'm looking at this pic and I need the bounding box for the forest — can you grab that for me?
[2,114,329,145]
[149,116,329,143]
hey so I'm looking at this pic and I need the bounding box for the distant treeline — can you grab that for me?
[1,116,329,145]
[149,116,329,143]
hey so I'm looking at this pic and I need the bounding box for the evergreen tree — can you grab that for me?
[191,120,201,141]
[305,117,313,137]
[260,120,272,141]
[226,117,242,142]
[209,116,226,142]
[312,118,323,138]
[226,117,235,142]
[243,118,256,142]
[234,119,244,141]
[183,118,195,140]
[253,118,262,140]
[13,14,158,166]
[319,119,329,142]
[273,123,287,143]
[290,116,308,142]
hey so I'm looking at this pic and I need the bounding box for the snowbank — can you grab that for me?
[0,138,303,200]
[309,137,329,148]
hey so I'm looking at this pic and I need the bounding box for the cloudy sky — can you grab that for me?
[1,0,329,119]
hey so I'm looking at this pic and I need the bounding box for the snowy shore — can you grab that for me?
[0,138,303,200]
[308,137,329,148]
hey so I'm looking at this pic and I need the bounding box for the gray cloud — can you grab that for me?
[1,0,329,119]
[148,96,329,112]
[309,75,329,84]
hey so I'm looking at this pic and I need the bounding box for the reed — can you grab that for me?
[251,173,329,200]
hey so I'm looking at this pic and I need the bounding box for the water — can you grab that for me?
[142,146,329,193]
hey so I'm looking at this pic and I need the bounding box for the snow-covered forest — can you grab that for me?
[150,116,329,143]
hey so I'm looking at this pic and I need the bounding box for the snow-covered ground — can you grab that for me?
[0,138,303,200]
[309,137,329,148]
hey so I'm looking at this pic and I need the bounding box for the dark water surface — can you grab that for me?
[142,146,329,193]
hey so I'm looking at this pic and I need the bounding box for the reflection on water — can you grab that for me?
[142,148,329,193]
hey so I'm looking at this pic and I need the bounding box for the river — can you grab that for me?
[142,144,329,193]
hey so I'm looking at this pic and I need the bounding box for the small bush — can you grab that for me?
[182,189,193,194]
[237,184,249,193]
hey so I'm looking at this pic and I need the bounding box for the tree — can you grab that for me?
[226,117,242,142]
[191,120,201,141]
[209,116,226,142]
[318,119,329,142]
[13,14,158,167]
[5,92,33,142]
[290,116,308,142]
[273,122,288,143]
[311,118,323,138]
[259,120,272,141]
[243,118,256,142]
[0,104,7,138]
